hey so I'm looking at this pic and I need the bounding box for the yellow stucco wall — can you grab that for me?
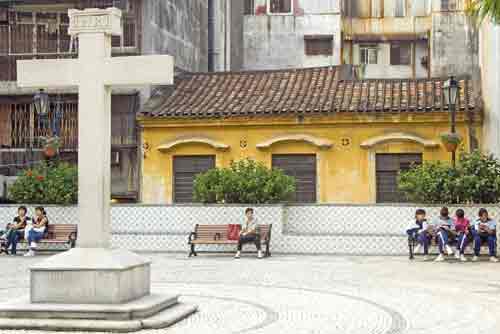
[139,112,482,204]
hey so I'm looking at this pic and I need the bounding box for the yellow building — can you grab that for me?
[138,67,481,204]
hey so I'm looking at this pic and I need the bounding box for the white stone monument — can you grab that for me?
[0,8,196,332]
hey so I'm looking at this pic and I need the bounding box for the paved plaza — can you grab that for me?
[0,253,499,334]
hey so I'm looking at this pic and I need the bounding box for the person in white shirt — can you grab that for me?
[234,208,263,259]
[24,207,48,257]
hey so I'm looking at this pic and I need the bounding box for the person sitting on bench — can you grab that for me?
[407,209,432,261]
[433,207,456,262]
[234,208,263,259]
[6,206,31,255]
[454,209,471,262]
[471,208,498,263]
[24,207,49,257]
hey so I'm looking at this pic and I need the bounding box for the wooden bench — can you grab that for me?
[408,233,493,259]
[188,224,272,257]
[19,224,77,251]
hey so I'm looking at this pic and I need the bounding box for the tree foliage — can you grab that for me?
[193,158,296,204]
[8,161,78,205]
[398,150,500,204]
[467,0,500,25]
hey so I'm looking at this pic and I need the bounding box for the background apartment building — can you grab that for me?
[0,0,243,202]
[243,0,478,79]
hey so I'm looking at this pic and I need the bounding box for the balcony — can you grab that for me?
[343,16,432,37]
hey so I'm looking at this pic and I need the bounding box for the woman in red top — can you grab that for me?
[454,209,470,262]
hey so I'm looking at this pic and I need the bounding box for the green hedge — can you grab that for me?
[8,161,77,205]
[398,150,500,204]
[193,158,296,204]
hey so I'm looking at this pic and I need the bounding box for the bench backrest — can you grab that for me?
[195,224,271,241]
[45,224,77,241]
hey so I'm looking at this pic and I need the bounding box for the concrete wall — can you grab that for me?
[1,204,497,255]
[243,0,342,70]
[430,12,479,77]
[141,0,243,72]
[141,0,209,72]
[480,22,500,158]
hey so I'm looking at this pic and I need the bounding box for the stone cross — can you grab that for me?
[17,8,174,248]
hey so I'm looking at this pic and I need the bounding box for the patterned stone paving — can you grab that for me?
[0,253,499,333]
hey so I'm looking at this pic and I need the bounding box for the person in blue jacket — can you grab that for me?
[406,209,431,261]
[471,208,498,263]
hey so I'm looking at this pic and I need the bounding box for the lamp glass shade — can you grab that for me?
[34,89,49,116]
[443,77,459,106]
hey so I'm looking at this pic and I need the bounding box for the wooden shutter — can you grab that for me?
[111,95,137,146]
[376,153,422,203]
[270,0,292,13]
[244,0,255,14]
[272,154,316,203]
[304,36,333,56]
[0,104,11,147]
[390,43,411,65]
[173,156,215,203]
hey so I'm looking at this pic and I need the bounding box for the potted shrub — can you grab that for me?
[40,136,60,158]
[440,132,462,152]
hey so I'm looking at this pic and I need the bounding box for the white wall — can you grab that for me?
[480,21,500,158]
[2,204,498,255]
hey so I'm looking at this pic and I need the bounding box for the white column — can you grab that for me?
[77,33,112,248]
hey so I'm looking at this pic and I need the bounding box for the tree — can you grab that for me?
[398,150,500,204]
[8,161,78,205]
[193,158,296,204]
[398,161,460,204]
[467,0,500,24]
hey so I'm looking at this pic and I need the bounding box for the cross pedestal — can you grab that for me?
[0,8,196,332]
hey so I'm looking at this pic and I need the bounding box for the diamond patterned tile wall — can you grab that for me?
[0,204,498,255]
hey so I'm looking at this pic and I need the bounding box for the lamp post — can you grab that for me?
[443,76,460,167]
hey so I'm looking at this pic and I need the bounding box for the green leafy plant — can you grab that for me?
[398,150,500,204]
[40,136,61,150]
[8,161,77,205]
[398,161,460,204]
[440,132,463,145]
[193,158,296,204]
[467,0,500,25]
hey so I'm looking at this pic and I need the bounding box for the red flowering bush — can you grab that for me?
[9,162,77,204]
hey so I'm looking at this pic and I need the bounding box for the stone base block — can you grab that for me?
[0,301,197,333]
[30,248,151,304]
[0,294,179,321]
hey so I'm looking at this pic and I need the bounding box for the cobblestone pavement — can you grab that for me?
[0,253,499,334]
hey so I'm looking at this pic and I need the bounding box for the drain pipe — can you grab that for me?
[208,0,215,72]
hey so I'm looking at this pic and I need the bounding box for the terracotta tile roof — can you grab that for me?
[140,66,479,119]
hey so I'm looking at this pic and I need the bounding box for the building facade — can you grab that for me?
[0,0,242,201]
[139,67,481,204]
[243,0,343,70]
[479,21,500,159]
[242,0,478,80]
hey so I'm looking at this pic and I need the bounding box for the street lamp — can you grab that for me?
[33,89,50,136]
[33,89,49,116]
[443,76,460,166]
